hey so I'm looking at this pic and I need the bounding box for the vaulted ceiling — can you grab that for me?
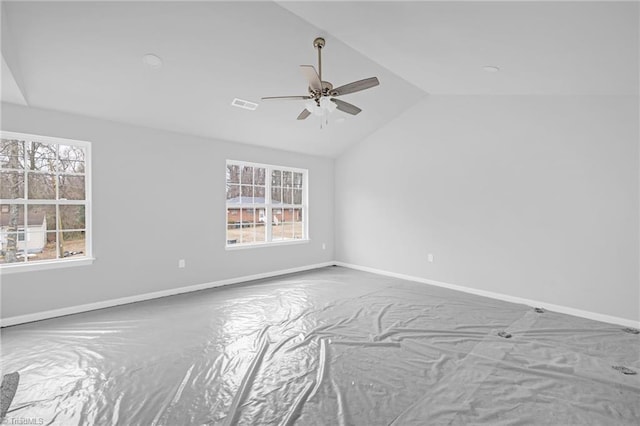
[2,1,638,157]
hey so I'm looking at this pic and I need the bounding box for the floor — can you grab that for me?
[1,267,639,425]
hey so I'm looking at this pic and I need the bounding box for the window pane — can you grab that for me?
[241,208,255,225]
[24,231,48,260]
[283,188,293,204]
[227,184,240,201]
[227,225,239,245]
[60,205,84,230]
[1,203,24,263]
[292,208,303,222]
[271,170,281,186]
[257,208,267,225]
[284,208,295,223]
[283,223,295,240]
[0,139,25,169]
[28,205,56,231]
[60,231,86,259]
[254,167,266,186]
[273,208,283,225]
[58,145,85,173]
[1,204,25,228]
[1,233,24,264]
[255,220,266,242]
[293,172,303,188]
[0,171,24,199]
[58,175,85,200]
[241,166,253,184]
[28,173,56,199]
[227,208,240,225]
[293,189,302,205]
[272,222,283,241]
[26,142,57,172]
[294,221,304,239]
[255,186,265,203]
[227,207,241,245]
[241,224,255,244]
[241,186,254,204]
[283,171,292,188]
[271,186,282,204]
[27,232,57,261]
[227,164,240,184]
[18,205,57,261]
[255,226,266,242]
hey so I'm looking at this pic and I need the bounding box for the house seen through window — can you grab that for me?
[0,132,91,268]
[226,160,307,247]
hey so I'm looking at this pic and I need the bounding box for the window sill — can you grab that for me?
[226,239,310,251]
[0,257,95,274]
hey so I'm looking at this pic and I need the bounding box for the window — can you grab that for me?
[0,131,92,271]
[226,160,307,247]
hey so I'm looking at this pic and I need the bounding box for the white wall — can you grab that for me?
[0,103,334,319]
[335,95,639,322]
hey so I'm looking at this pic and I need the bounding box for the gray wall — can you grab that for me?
[3,95,639,323]
[335,95,639,322]
[1,103,334,319]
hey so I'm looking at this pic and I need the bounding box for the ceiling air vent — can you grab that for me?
[231,98,259,111]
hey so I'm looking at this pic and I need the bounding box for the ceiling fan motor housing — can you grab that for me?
[309,81,334,100]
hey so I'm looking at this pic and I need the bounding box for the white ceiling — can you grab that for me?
[1,1,638,158]
[281,0,639,96]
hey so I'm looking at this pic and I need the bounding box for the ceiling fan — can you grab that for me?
[262,37,380,120]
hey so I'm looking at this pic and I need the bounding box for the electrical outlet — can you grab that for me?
[178,259,186,268]
[322,243,326,250]
[427,254,434,263]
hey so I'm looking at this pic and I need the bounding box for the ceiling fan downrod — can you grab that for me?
[314,37,325,85]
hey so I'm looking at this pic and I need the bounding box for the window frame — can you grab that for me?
[0,131,93,273]
[225,160,309,249]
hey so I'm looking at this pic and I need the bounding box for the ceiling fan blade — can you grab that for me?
[330,77,380,96]
[300,65,322,91]
[262,95,310,101]
[297,109,311,120]
[331,98,362,115]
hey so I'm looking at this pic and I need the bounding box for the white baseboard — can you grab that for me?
[0,262,335,327]
[4,261,638,329]
[335,261,640,329]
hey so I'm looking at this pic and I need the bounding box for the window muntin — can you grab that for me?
[0,132,91,268]
[226,160,307,247]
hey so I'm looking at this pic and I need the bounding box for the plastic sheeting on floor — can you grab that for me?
[1,267,639,425]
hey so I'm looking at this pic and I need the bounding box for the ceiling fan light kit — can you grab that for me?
[262,37,380,126]
[306,97,337,116]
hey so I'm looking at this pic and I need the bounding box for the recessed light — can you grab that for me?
[482,65,500,73]
[142,53,163,69]
[231,98,259,111]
